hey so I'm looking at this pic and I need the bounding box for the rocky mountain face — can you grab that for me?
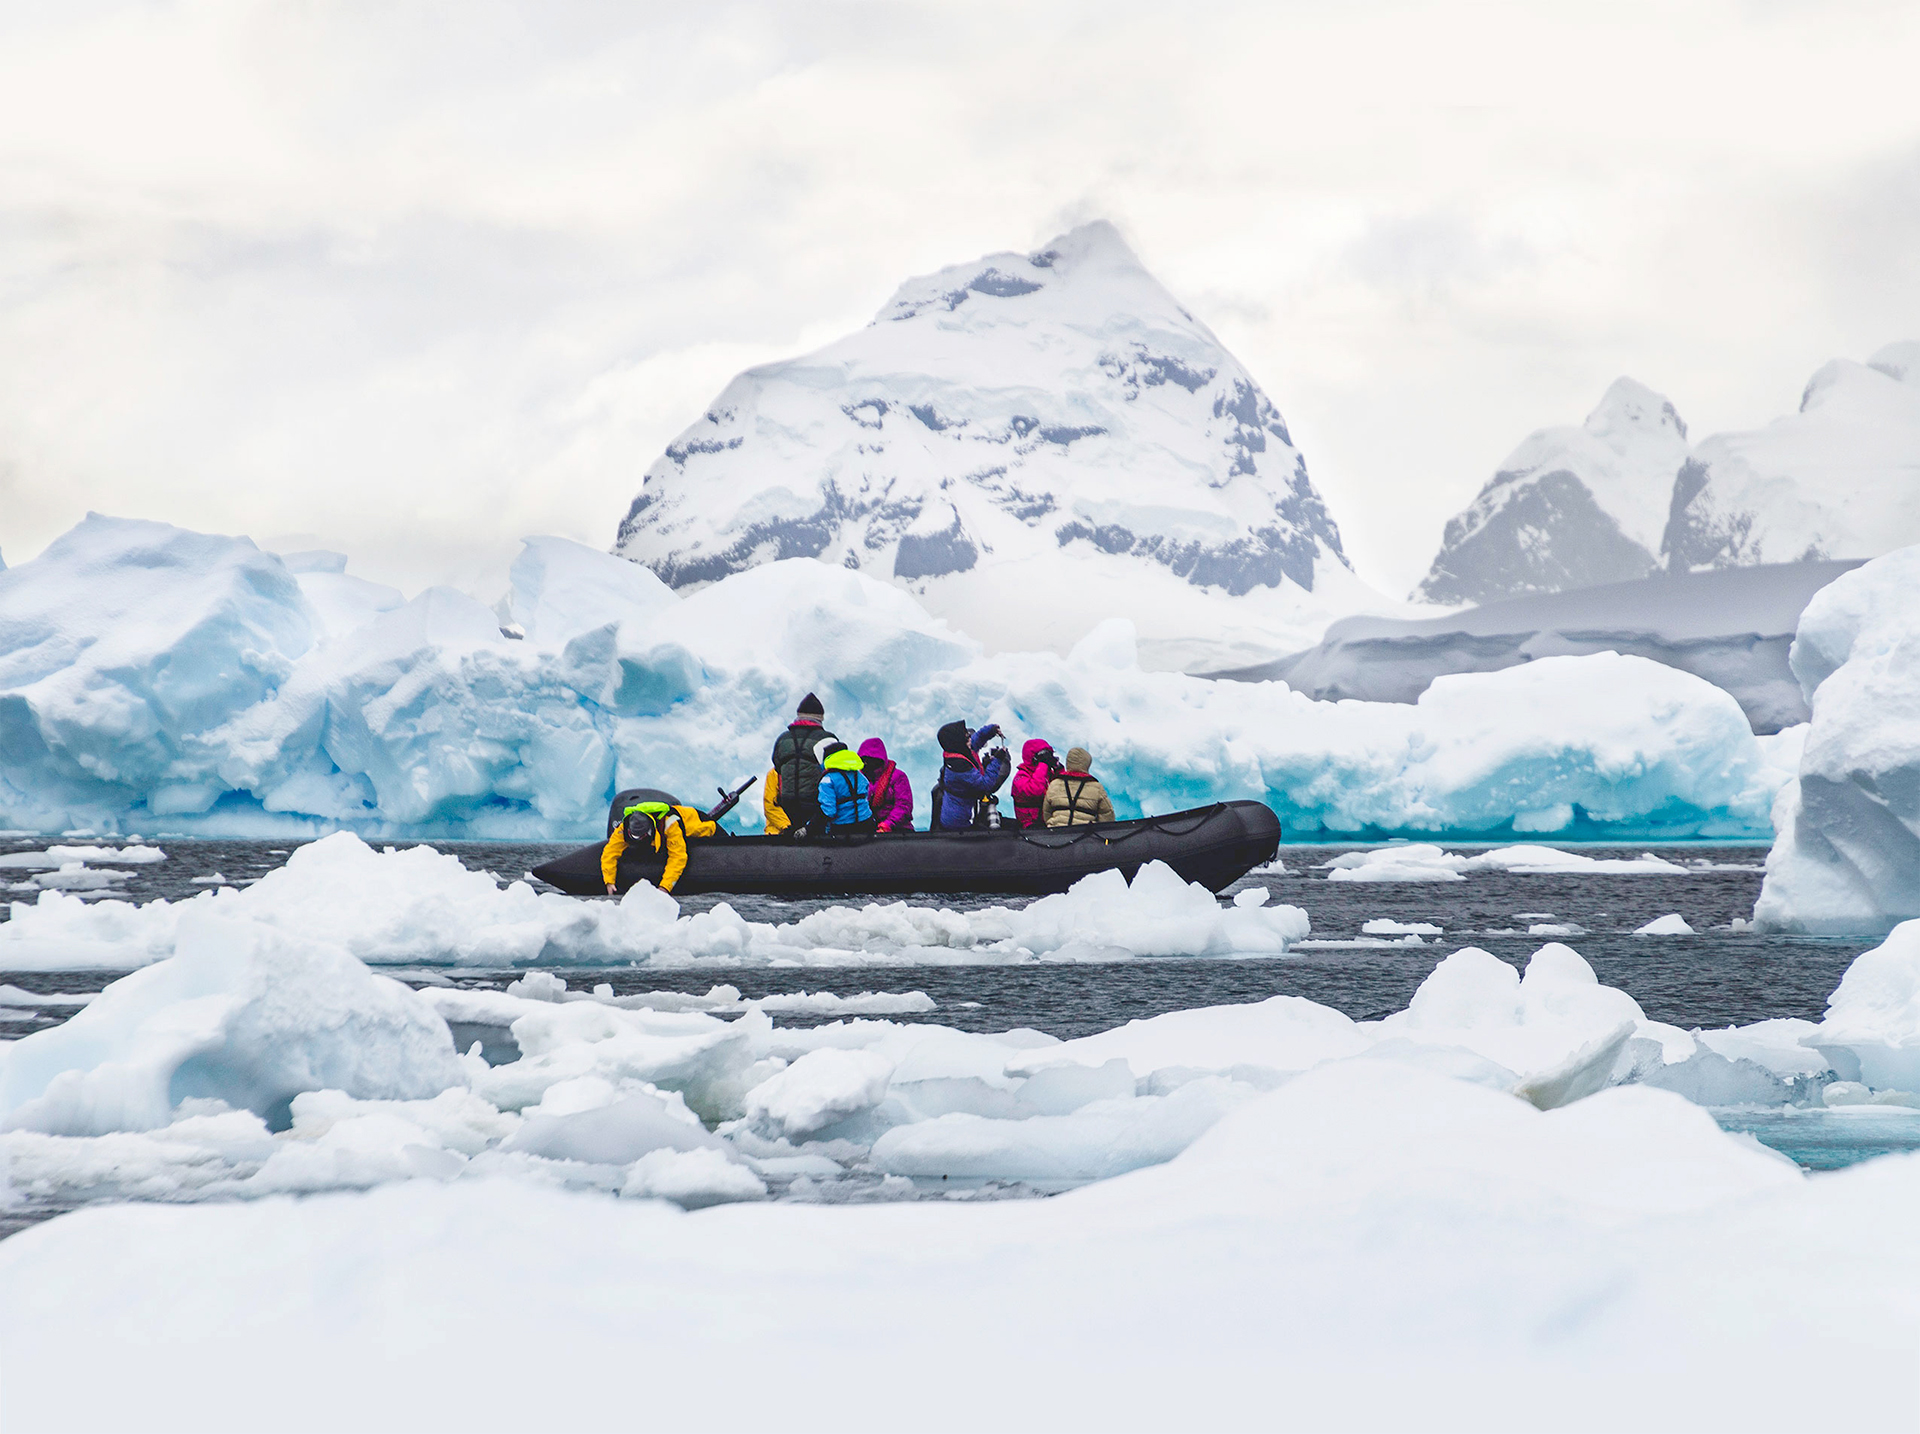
[1417,343,1920,605]
[613,222,1387,668]
[1414,378,1690,606]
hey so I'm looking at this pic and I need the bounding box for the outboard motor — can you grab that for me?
[607,787,682,836]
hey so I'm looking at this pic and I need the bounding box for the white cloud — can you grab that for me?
[0,0,1916,595]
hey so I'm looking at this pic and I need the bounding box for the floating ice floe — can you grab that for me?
[0,842,167,897]
[6,911,1899,1217]
[0,844,167,868]
[8,872,1920,1249]
[1325,842,1687,881]
[479,976,936,1019]
[0,835,1310,971]
[0,515,1790,842]
[0,910,466,1136]
[1636,913,1696,935]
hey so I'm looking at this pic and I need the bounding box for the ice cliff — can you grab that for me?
[1755,544,1920,933]
[1416,378,1690,605]
[0,514,1792,841]
[612,221,1390,672]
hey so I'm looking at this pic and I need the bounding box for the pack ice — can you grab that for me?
[0,905,1787,1186]
[7,908,1920,1430]
[7,865,1911,1200]
[0,842,1312,971]
[1755,543,1920,933]
[0,515,1792,841]
[611,220,1395,672]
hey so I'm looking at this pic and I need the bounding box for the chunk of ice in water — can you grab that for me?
[1636,913,1696,935]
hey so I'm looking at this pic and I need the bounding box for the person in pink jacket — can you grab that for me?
[1010,739,1061,829]
[858,738,915,832]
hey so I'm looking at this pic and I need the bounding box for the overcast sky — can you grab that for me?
[2,0,1917,600]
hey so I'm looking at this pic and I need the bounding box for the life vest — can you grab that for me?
[819,749,875,829]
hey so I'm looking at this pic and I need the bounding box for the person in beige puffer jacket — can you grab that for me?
[1042,746,1117,827]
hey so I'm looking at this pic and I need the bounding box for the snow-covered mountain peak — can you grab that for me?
[874,220,1186,331]
[1585,376,1688,445]
[1667,341,1920,570]
[1412,377,1690,604]
[613,223,1385,670]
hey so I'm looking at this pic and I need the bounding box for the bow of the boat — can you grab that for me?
[530,844,607,896]
[1207,800,1281,886]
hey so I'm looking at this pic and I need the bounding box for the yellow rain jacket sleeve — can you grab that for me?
[658,819,687,893]
[600,825,627,887]
[762,768,789,834]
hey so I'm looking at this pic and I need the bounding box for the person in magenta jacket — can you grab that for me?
[858,738,915,832]
[1010,739,1060,828]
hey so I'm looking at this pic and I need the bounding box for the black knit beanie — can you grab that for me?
[937,720,969,753]
[796,692,825,717]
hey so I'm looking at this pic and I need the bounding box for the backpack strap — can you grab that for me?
[1061,772,1092,826]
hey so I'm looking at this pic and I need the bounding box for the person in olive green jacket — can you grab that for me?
[602,800,717,894]
[1042,746,1117,828]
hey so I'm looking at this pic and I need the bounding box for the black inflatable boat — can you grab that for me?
[531,798,1282,898]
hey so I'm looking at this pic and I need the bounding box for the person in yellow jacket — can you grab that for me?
[761,767,790,835]
[602,801,717,895]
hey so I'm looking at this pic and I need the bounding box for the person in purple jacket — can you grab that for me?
[858,738,915,832]
[930,720,1011,830]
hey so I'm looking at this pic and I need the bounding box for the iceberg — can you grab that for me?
[1754,544,1920,933]
[0,516,314,829]
[0,514,1792,842]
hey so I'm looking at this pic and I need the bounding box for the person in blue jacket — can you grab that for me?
[816,742,877,834]
[930,720,1011,830]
